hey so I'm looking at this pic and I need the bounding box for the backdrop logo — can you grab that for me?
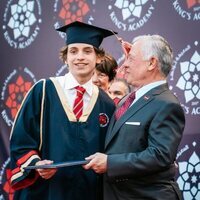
[0,158,13,200]
[106,0,157,31]
[172,0,200,21]
[53,0,97,39]
[2,0,42,49]
[169,41,200,115]
[1,67,36,127]
[176,137,200,200]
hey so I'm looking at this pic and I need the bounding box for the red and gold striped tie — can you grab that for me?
[73,86,86,120]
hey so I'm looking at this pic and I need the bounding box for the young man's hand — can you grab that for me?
[36,160,57,179]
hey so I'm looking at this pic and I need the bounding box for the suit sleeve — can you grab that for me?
[10,80,45,190]
[107,101,185,179]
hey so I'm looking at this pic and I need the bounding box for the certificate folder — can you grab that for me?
[24,160,89,170]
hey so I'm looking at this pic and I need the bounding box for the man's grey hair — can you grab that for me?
[133,35,173,77]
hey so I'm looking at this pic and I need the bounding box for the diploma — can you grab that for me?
[23,160,89,170]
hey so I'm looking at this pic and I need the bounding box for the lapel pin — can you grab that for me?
[144,96,150,100]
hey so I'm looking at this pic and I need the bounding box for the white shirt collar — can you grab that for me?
[64,72,93,96]
[135,80,167,100]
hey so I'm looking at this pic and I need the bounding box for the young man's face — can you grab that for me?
[66,43,99,81]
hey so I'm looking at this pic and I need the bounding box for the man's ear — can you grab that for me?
[148,57,157,71]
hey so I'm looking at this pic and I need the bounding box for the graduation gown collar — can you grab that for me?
[50,77,99,122]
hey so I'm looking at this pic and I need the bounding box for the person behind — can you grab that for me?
[10,21,116,200]
[108,78,131,105]
[84,34,185,200]
[92,53,117,93]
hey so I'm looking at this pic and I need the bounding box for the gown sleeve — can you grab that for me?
[10,79,46,190]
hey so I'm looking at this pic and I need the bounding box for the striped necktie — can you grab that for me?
[115,91,135,120]
[73,86,86,120]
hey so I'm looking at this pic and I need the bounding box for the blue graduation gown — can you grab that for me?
[10,78,115,200]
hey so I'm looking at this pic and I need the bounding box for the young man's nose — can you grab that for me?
[76,51,85,59]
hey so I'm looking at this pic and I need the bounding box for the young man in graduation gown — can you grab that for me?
[10,21,116,200]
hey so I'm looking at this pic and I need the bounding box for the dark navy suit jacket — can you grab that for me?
[104,84,185,200]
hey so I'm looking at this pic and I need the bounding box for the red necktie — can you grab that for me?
[115,91,135,120]
[73,86,86,120]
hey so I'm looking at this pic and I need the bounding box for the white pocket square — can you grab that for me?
[125,122,141,126]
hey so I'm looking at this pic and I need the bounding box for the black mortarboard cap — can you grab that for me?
[56,21,117,48]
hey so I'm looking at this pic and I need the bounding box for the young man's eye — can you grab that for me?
[68,48,77,54]
[84,47,94,53]
[85,49,92,54]
[69,50,76,54]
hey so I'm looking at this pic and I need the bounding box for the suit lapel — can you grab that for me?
[105,95,152,148]
[105,84,169,149]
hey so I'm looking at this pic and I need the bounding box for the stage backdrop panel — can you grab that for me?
[0,1,200,199]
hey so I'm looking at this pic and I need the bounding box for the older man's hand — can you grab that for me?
[83,153,108,174]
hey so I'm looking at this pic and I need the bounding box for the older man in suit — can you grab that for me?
[84,34,185,200]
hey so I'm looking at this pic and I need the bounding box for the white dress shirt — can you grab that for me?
[55,72,93,111]
[130,80,167,107]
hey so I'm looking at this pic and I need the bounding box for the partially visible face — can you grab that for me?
[92,69,110,91]
[108,81,128,100]
[66,43,99,81]
[123,40,149,88]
